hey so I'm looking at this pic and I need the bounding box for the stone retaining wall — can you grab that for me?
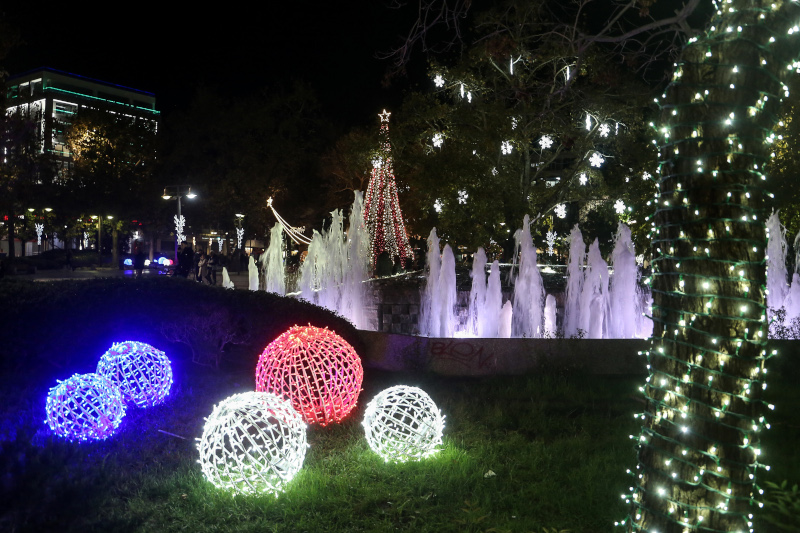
[358,330,650,376]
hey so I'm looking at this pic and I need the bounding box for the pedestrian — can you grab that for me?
[179,241,193,278]
[198,252,208,284]
[194,248,202,281]
[133,243,146,278]
[208,251,218,285]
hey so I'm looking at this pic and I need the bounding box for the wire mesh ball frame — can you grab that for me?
[97,341,173,408]
[362,385,446,463]
[255,325,364,426]
[197,391,308,495]
[45,373,127,441]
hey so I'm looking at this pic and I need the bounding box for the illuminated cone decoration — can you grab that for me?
[255,325,363,426]
[364,109,413,269]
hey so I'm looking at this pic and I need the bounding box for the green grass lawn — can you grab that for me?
[1,359,798,532]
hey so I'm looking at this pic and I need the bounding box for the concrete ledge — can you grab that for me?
[357,330,649,376]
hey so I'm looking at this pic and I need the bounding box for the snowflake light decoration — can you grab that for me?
[371,156,383,168]
[511,117,518,130]
[433,74,445,87]
[97,341,173,408]
[501,141,513,155]
[174,214,186,244]
[642,171,652,181]
[614,199,626,214]
[197,391,308,495]
[554,204,567,219]
[599,123,611,137]
[636,254,645,266]
[45,373,126,441]
[434,199,443,213]
[457,190,468,204]
[432,133,443,148]
[538,135,554,149]
[589,152,605,168]
[255,325,363,426]
[362,385,445,463]
[579,173,588,185]
[236,227,244,249]
[546,231,557,256]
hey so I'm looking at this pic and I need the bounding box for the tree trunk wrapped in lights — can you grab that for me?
[364,110,413,270]
[624,1,800,531]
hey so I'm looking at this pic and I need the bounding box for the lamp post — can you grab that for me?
[162,185,197,261]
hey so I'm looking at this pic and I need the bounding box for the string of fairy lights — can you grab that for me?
[617,1,800,531]
[363,110,413,268]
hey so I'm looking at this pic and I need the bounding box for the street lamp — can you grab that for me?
[162,185,197,261]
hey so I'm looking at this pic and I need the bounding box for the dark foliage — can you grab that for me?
[0,277,362,381]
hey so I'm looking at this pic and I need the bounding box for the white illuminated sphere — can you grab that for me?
[197,391,308,495]
[362,385,445,463]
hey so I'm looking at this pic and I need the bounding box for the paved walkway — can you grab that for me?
[7,266,256,291]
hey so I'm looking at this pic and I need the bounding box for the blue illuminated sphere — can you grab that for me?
[124,258,133,266]
[97,341,173,408]
[45,373,127,441]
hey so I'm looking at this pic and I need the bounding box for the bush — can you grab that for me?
[0,277,362,379]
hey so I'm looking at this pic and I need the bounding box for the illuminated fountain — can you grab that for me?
[262,223,285,295]
[766,211,800,331]
[416,219,651,339]
[297,193,370,329]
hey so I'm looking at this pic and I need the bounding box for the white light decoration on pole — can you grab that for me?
[35,223,43,245]
[589,152,605,167]
[163,186,196,260]
[554,204,567,219]
[362,385,445,463]
[174,214,185,244]
[585,114,592,131]
[197,391,308,496]
[501,140,513,154]
[218,237,224,252]
[433,74,445,87]
[539,135,554,149]
[236,227,244,250]
[546,231,557,256]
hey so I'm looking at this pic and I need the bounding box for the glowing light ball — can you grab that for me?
[45,373,127,441]
[255,325,363,426]
[197,391,308,495]
[362,385,445,463]
[97,341,173,408]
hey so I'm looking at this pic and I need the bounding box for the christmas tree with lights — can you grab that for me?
[364,110,413,270]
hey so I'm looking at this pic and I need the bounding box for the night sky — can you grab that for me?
[2,3,421,127]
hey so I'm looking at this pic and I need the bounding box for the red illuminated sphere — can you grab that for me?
[255,325,363,426]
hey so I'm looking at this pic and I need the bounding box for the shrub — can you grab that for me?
[0,277,362,378]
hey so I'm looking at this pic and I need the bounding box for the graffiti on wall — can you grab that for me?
[428,340,496,372]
